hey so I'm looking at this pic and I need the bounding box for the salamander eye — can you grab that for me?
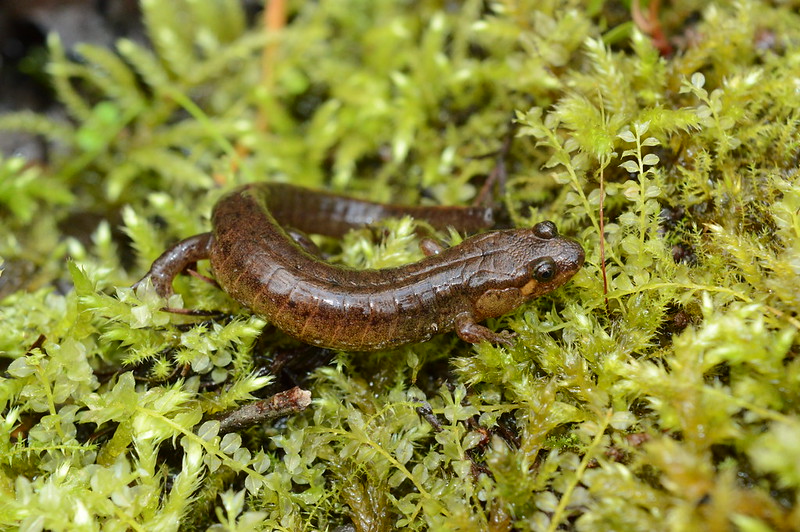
[532,257,557,282]
[533,221,558,239]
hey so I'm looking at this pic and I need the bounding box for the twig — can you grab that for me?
[258,0,287,132]
[598,162,611,316]
[473,120,516,208]
[217,386,312,434]
[415,401,443,432]
[632,0,674,56]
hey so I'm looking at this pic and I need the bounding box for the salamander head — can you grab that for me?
[516,220,584,298]
[469,220,583,321]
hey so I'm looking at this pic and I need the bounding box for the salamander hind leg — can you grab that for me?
[454,312,515,347]
[133,232,213,297]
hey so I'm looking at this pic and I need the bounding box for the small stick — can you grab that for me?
[24,334,46,355]
[415,401,443,432]
[632,0,673,56]
[473,121,516,208]
[258,0,288,132]
[160,307,225,317]
[186,268,220,289]
[217,386,312,434]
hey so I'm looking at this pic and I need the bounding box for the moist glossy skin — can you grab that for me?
[137,183,585,351]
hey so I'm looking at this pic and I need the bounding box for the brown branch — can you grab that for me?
[632,0,674,56]
[258,0,287,132]
[217,386,312,434]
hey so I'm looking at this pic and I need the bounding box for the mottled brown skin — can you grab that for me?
[136,183,585,351]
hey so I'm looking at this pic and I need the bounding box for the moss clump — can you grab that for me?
[2,0,800,529]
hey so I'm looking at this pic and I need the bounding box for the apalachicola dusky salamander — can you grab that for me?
[136,183,585,351]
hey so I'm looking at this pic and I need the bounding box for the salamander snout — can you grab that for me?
[554,238,585,273]
[515,228,584,299]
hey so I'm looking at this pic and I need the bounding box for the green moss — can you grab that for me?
[1,0,800,529]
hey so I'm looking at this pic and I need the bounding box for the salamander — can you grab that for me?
[135,182,584,350]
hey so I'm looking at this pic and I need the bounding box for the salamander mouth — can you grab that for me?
[561,239,585,271]
[520,238,585,297]
[554,239,585,285]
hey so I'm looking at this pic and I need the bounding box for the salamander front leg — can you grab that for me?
[133,232,214,297]
[454,312,515,347]
[286,228,324,258]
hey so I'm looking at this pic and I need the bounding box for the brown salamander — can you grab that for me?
[135,183,584,350]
